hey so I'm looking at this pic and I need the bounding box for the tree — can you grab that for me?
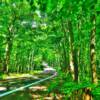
[68,20,78,82]
[90,2,98,84]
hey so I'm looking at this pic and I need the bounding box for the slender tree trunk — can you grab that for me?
[27,53,31,72]
[3,36,13,73]
[68,20,74,80]
[68,20,78,82]
[3,15,16,73]
[0,58,3,72]
[62,41,68,72]
[61,20,69,72]
[31,50,34,71]
[74,49,78,82]
[90,13,98,84]
[77,16,85,82]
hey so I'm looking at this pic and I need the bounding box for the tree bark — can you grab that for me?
[90,13,98,84]
[83,88,92,100]
[68,20,78,82]
[3,35,13,73]
[61,20,69,72]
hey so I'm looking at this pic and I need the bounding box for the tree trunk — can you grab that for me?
[83,88,92,100]
[3,37,13,73]
[61,41,68,72]
[90,13,98,84]
[68,20,78,82]
[3,17,15,73]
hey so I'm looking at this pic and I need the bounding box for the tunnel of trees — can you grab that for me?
[0,0,100,100]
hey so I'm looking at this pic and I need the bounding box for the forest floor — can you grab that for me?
[0,73,100,100]
[0,73,62,100]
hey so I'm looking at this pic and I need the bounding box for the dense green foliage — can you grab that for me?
[0,0,100,100]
